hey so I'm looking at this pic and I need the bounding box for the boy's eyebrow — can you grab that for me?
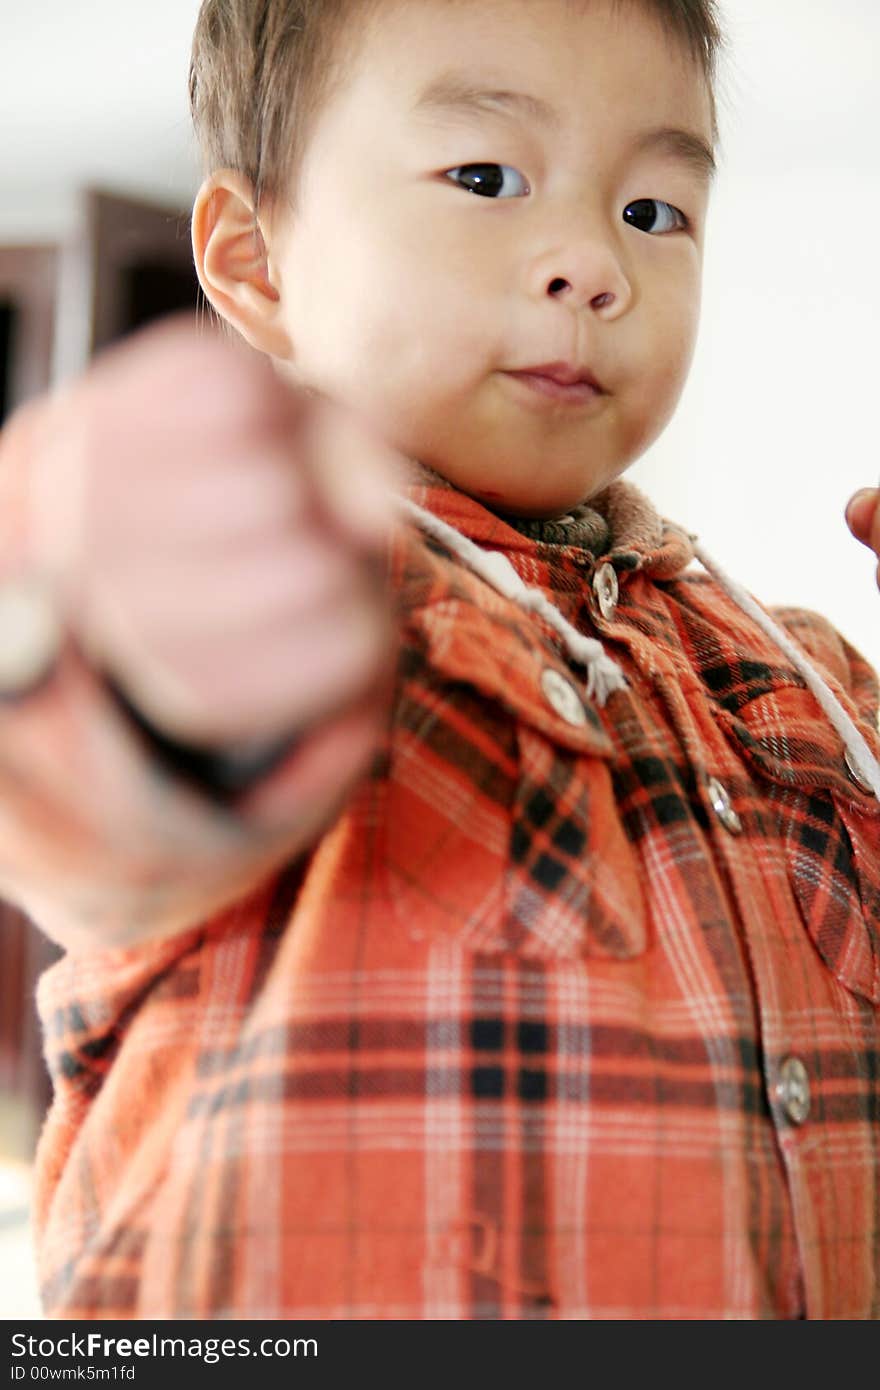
[411,72,717,185]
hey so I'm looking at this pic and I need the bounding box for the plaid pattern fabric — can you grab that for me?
[22,474,880,1318]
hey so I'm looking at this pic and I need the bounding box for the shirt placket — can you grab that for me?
[582,562,876,1318]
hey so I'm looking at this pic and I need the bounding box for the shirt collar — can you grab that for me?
[396,458,697,581]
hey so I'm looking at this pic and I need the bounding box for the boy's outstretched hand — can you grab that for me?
[27,315,401,752]
[0,315,403,948]
[845,487,880,584]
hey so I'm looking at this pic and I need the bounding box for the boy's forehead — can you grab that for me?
[345,0,713,140]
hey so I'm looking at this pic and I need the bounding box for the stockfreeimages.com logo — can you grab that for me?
[11,1333,316,1370]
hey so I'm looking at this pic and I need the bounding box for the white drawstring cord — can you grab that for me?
[397,498,628,707]
[691,539,880,800]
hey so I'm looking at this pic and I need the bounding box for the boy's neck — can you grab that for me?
[399,455,612,554]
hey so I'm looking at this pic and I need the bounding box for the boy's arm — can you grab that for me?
[0,621,387,958]
[0,393,395,957]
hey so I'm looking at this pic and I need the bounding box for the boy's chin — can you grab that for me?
[400,438,619,517]
[467,466,614,518]
[457,483,589,520]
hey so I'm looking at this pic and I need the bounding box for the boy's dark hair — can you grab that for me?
[189,0,726,219]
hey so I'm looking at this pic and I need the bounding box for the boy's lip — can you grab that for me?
[508,361,607,393]
[503,364,607,408]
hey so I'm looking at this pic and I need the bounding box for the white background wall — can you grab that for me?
[1,0,879,675]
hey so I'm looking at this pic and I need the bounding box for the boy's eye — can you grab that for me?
[443,169,689,236]
[444,163,531,198]
[623,199,689,235]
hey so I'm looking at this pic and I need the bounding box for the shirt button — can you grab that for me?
[844,745,876,796]
[0,577,63,698]
[775,1056,811,1125]
[540,668,588,727]
[592,562,619,620]
[707,777,743,835]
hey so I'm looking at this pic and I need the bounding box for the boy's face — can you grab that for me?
[266,0,715,518]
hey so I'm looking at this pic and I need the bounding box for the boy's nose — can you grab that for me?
[533,244,632,315]
[549,282,616,311]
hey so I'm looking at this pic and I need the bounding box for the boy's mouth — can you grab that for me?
[511,360,607,392]
[504,361,607,406]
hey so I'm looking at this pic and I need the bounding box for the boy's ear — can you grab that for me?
[191,170,292,358]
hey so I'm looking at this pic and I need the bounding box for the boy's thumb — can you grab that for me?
[301,397,404,550]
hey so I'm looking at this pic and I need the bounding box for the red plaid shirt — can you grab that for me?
[10,469,880,1319]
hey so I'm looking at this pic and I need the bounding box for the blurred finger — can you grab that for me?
[95,452,312,557]
[844,488,880,545]
[187,589,392,743]
[94,533,367,643]
[300,396,404,552]
[105,585,392,747]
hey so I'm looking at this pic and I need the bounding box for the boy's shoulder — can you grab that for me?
[769,601,880,722]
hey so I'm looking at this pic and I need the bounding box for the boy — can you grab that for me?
[2,0,880,1318]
